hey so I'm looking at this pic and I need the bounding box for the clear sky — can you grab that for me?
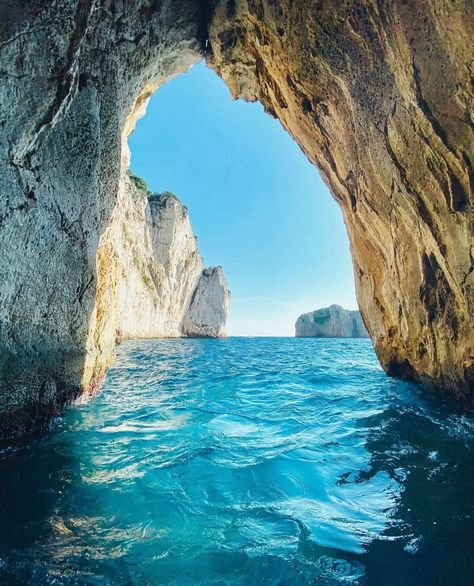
[129,61,357,336]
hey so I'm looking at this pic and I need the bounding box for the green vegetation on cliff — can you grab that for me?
[127,170,150,194]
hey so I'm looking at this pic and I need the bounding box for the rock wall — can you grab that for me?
[295,305,369,339]
[0,0,472,437]
[0,0,204,438]
[207,0,473,402]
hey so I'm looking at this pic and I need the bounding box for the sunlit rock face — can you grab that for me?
[296,306,369,339]
[111,175,229,340]
[183,267,230,338]
[208,0,473,402]
[0,0,472,437]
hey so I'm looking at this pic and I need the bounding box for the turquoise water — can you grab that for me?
[0,338,473,585]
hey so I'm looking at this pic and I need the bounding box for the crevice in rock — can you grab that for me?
[386,358,416,381]
[197,0,215,56]
[0,25,46,52]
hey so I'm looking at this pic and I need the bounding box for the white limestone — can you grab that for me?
[183,267,230,338]
[295,305,369,338]
[114,174,229,340]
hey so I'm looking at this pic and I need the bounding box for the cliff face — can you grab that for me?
[0,0,472,438]
[183,267,230,338]
[207,0,473,400]
[111,174,229,340]
[114,176,199,339]
[296,306,369,339]
[0,0,204,438]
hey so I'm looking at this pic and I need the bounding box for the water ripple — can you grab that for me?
[0,338,473,585]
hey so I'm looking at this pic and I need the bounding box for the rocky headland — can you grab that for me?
[114,173,230,341]
[295,305,369,338]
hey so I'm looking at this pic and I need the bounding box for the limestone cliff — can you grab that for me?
[183,267,230,338]
[0,0,472,438]
[295,306,369,339]
[113,173,229,340]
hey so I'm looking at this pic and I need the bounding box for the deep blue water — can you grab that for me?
[0,338,473,585]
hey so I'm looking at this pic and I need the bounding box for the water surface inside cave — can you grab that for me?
[0,338,473,585]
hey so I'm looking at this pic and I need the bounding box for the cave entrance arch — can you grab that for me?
[125,60,357,338]
[0,0,472,439]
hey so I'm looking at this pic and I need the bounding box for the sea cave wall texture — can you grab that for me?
[0,0,472,438]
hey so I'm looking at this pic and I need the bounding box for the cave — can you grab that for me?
[0,0,472,439]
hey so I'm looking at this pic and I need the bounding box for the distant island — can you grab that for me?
[295,305,369,338]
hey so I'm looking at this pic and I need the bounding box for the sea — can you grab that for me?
[0,338,473,585]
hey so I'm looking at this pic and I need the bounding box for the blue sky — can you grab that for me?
[129,61,357,336]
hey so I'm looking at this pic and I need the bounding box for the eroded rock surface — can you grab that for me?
[0,0,203,438]
[296,305,369,339]
[0,0,472,438]
[207,0,473,401]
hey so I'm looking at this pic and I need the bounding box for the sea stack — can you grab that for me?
[295,305,369,338]
[182,267,230,338]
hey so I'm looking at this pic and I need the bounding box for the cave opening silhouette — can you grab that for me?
[126,60,357,337]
